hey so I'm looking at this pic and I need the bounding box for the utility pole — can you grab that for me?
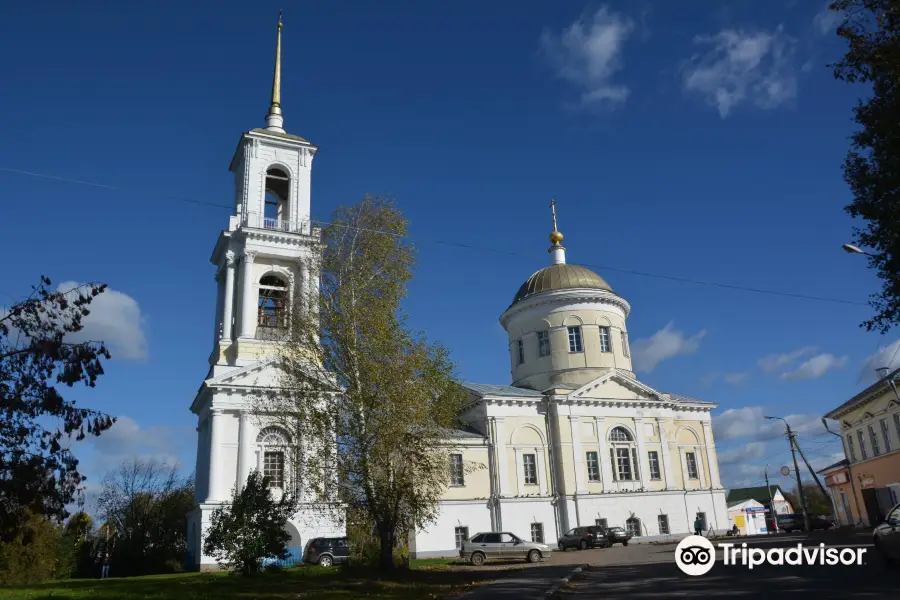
[765,466,778,534]
[793,437,839,522]
[765,415,810,533]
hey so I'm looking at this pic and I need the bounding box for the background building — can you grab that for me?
[410,213,728,558]
[726,499,768,535]
[186,19,343,571]
[823,369,900,526]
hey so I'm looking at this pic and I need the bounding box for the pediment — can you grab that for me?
[568,370,661,402]
[207,359,282,389]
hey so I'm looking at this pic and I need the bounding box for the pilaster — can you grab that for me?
[492,418,511,497]
[657,418,674,488]
[595,417,613,491]
[569,416,587,494]
[207,409,225,502]
[237,411,253,490]
[634,417,649,487]
[239,251,257,338]
[221,251,237,342]
[702,421,722,488]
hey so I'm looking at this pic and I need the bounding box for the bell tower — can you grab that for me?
[209,12,320,374]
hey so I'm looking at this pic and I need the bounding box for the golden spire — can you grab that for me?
[265,10,285,132]
[549,199,564,246]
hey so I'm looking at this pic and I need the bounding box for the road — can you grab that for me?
[454,530,892,600]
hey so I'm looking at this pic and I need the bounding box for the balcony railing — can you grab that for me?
[243,212,309,235]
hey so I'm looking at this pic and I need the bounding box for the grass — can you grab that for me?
[1,560,487,600]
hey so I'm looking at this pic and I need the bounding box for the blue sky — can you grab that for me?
[1,0,893,502]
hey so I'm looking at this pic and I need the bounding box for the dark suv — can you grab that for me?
[303,537,350,567]
[558,525,611,550]
[776,514,833,533]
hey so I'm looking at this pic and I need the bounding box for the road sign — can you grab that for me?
[780,466,791,476]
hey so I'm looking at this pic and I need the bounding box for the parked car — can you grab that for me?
[303,536,350,566]
[873,503,900,566]
[459,532,551,566]
[605,526,633,546]
[558,525,611,550]
[776,513,833,533]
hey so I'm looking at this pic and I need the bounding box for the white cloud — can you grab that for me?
[758,346,817,373]
[858,339,900,383]
[83,415,193,474]
[57,281,148,361]
[631,322,706,373]
[813,2,842,36]
[713,406,829,442]
[780,353,848,381]
[718,441,767,465]
[540,6,634,107]
[681,25,798,118]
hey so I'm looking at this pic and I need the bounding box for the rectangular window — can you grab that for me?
[895,413,900,445]
[626,518,641,537]
[858,430,868,459]
[454,526,469,549]
[869,424,881,456]
[523,454,538,485]
[450,454,465,486]
[568,326,583,352]
[658,514,669,535]
[531,523,544,543]
[621,331,630,357]
[648,451,661,480]
[586,451,600,482]
[881,419,892,453]
[847,434,857,462]
[517,339,525,365]
[615,447,632,481]
[263,451,285,488]
[599,326,611,352]
[537,330,551,357]
[686,452,699,479]
[595,518,608,529]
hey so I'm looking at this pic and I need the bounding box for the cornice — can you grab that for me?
[499,288,631,328]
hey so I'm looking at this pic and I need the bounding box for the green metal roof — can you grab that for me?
[726,485,784,505]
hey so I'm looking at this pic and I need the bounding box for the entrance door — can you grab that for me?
[862,488,882,526]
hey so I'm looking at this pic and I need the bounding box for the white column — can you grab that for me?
[493,418,511,497]
[221,251,236,341]
[701,421,722,488]
[207,409,225,502]
[536,448,548,496]
[657,418,674,489]
[299,262,310,317]
[595,417,613,491]
[194,425,203,504]
[213,270,224,344]
[239,251,257,338]
[634,418,650,486]
[237,411,253,489]
[569,416,587,493]
[514,448,525,495]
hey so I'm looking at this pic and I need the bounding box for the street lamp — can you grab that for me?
[842,243,873,256]
[764,416,811,533]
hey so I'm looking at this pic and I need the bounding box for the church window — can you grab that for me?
[567,326,583,353]
[858,429,868,459]
[685,452,699,479]
[595,518,608,529]
[869,424,881,456]
[450,454,465,486]
[648,451,661,480]
[615,448,632,480]
[523,454,538,485]
[264,451,285,488]
[609,427,633,442]
[537,331,551,357]
[598,326,611,352]
[530,522,544,543]
[658,514,669,535]
[608,427,636,481]
[626,517,641,537]
[455,526,469,549]
[264,167,290,230]
[517,339,525,365]
[586,451,600,481]
[258,275,288,333]
[621,331,630,357]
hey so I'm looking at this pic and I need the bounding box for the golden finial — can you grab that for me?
[265,10,285,131]
[549,199,564,246]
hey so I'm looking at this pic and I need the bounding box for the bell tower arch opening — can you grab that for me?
[264,167,291,229]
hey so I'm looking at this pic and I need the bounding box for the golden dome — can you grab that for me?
[549,230,564,245]
[510,264,613,306]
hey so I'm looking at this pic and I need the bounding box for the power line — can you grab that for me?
[0,165,870,307]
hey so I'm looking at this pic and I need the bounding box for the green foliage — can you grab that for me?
[831,1,900,332]
[0,512,66,585]
[96,458,194,576]
[262,196,469,571]
[0,277,115,540]
[203,471,298,577]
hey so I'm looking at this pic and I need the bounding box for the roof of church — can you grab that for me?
[510,263,613,307]
[665,392,716,406]
[463,382,544,398]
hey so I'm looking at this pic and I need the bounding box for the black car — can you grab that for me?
[873,502,900,566]
[605,526,632,546]
[558,525,611,550]
[303,536,350,566]
[776,513,833,533]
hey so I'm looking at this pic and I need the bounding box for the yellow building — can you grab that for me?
[409,211,728,558]
[823,370,900,526]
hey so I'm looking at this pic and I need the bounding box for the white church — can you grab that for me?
[187,17,728,568]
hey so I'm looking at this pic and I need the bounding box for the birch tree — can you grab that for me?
[258,196,468,571]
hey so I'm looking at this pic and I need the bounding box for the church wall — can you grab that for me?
[572,489,727,536]
[411,500,493,558]
[444,446,491,501]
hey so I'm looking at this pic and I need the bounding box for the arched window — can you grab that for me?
[608,426,638,482]
[258,275,288,337]
[257,427,288,489]
[264,167,290,230]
